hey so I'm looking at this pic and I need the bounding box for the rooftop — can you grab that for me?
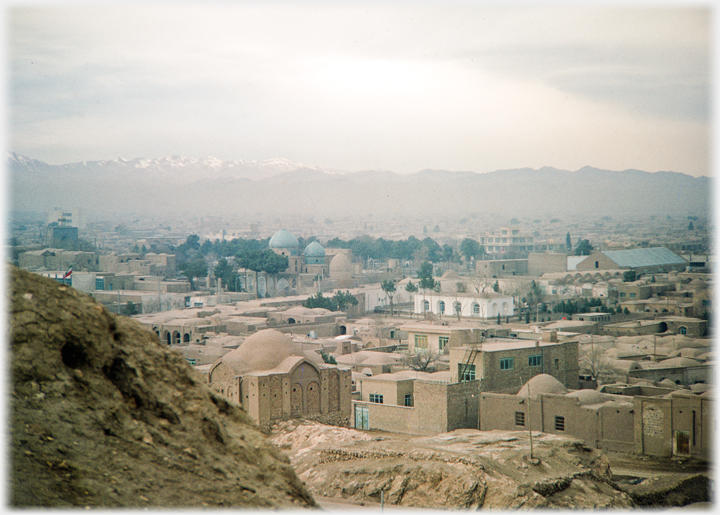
[601,247,687,268]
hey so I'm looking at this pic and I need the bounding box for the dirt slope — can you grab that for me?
[272,420,635,509]
[9,267,316,508]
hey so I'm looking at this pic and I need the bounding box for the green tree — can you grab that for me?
[565,232,572,252]
[320,350,337,365]
[214,258,239,291]
[179,257,208,290]
[332,290,359,311]
[688,221,695,230]
[442,244,457,264]
[460,238,483,262]
[304,292,335,310]
[416,261,437,311]
[303,291,358,312]
[492,280,500,292]
[623,270,637,282]
[121,301,140,316]
[381,279,397,315]
[237,250,288,295]
[574,239,594,256]
[405,281,418,293]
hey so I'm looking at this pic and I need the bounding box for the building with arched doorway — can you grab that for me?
[412,292,514,320]
[207,329,352,429]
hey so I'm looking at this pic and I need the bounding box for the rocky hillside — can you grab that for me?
[272,420,635,509]
[9,266,316,508]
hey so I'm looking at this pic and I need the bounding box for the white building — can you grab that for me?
[47,207,87,229]
[413,292,514,319]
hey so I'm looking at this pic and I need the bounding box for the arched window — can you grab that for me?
[472,303,480,315]
[679,326,688,335]
[423,300,429,312]
[439,301,445,314]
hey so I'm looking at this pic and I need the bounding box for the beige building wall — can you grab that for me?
[528,253,567,276]
[451,340,579,393]
[479,393,635,453]
[576,252,619,271]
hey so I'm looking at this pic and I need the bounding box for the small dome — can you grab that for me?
[658,357,702,368]
[516,374,568,398]
[330,253,352,272]
[303,241,326,257]
[565,389,616,405]
[269,229,299,249]
[220,329,303,374]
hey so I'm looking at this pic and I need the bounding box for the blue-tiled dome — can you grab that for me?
[303,241,326,257]
[269,229,299,249]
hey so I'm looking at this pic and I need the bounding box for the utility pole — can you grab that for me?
[521,376,534,460]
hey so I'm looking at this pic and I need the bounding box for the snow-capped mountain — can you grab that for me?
[7,152,711,219]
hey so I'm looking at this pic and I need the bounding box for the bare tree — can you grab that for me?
[579,338,614,384]
[471,274,495,295]
[402,350,441,372]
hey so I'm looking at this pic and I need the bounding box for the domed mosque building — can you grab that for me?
[262,229,354,295]
[208,329,352,429]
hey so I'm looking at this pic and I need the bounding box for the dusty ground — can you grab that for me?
[272,421,712,510]
[272,420,637,509]
[9,267,315,508]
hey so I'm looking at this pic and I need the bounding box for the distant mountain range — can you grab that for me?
[8,153,711,219]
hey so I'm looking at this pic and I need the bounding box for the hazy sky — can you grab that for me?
[8,3,713,176]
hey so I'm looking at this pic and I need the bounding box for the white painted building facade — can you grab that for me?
[413,292,514,319]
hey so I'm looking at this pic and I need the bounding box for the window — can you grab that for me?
[404,394,413,407]
[528,355,543,367]
[629,292,636,298]
[555,416,565,431]
[439,336,449,351]
[619,292,626,298]
[473,303,480,315]
[423,300,430,311]
[515,411,525,426]
[95,277,105,290]
[369,394,384,404]
[414,334,428,350]
[500,357,514,370]
[439,301,445,314]
[459,363,476,381]
[554,358,559,369]
[679,326,688,335]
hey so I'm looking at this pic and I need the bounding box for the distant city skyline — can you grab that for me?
[9,4,712,177]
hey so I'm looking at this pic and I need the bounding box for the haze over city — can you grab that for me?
[9,3,712,178]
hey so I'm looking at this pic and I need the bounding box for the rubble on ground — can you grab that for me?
[271,420,635,509]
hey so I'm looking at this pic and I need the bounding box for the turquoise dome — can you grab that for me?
[303,241,326,257]
[269,229,299,250]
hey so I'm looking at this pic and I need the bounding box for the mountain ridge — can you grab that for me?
[8,153,710,219]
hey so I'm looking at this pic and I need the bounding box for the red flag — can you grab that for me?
[62,265,73,279]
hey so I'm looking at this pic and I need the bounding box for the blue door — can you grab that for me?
[355,405,369,430]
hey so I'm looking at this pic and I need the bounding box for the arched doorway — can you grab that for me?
[183,333,191,343]
[339,325,347,335]
[307,381,321,413]
[291,384,303,415]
